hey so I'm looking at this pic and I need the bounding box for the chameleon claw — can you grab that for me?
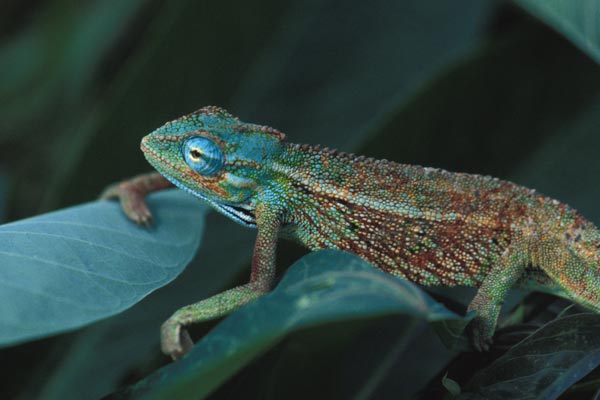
[161,320,194,360]
[123,192,154,226]
[141,215,154,229]
[468,316,494,352]
[130,202,153,228]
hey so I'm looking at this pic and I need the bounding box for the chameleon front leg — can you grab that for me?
[161,205,280,359]
[100,172,173,225]
[467,238,529,351]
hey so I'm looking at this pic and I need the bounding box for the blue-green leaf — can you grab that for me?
[34,213,254,400]
[112,251,466,399]
[513,0,600,64]
[0,190,206,346]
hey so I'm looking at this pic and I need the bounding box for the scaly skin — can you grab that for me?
[103,106,600,359]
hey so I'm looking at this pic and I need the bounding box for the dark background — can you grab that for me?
[2,0,600,399]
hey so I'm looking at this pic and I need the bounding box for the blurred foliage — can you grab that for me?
[1,0,600,399]
[513,0,600,63]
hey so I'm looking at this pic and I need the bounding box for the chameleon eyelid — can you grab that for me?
[182,136,224,176]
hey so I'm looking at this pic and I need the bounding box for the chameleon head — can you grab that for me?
[140,106,286,227]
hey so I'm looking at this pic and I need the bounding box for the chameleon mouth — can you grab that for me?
[217,204,257,227]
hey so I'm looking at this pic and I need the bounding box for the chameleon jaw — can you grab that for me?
[217,203,257,227]
[149,165,257,228]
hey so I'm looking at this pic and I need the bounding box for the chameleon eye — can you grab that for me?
[183,137,224,176]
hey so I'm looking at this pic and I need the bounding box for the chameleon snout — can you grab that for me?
[140,135,150,150]
[139,135,165,161]
[140,134,170,155]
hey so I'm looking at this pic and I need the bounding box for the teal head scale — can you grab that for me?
[139,106,286,227]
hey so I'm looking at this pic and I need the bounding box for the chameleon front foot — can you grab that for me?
[158,284,267,360]
[99,172,173,226]
[101,182,154,226]
[161,319,195,360]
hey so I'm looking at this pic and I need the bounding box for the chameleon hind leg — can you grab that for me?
[531,238,600,314]
[468,231,600,351]
[160,205,280,359]
[467,235,531,351]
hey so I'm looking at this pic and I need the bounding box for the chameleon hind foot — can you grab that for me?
[466,236,530,351]
[466,300,500,352]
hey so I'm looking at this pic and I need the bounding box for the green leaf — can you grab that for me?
[110,251,466,399]
[0,190,207,346]
[513,0,600,64]
[461,314,600,400]
[433,311,475,351]
[443,373,462,397]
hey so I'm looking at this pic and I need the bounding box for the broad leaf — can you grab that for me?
[110,251,466,399]
[0,190,206,346]
[34,213,255,400]
[514,0,600,64]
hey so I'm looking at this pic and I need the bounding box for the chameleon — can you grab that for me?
[102,105,600,360]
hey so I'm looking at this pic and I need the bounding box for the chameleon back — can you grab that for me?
[273,143,600,290]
